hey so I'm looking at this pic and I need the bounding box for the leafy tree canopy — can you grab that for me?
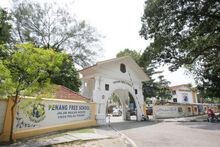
[0,8,12,44]
[10,0,102,68]
[0,43,66,96]
[116,48,141,64]
[0,43,67,142]
[50,54,81,92]
[1,0,104,91]
[140,0,220,98]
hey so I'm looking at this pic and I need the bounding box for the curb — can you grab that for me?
[109,124,137,147]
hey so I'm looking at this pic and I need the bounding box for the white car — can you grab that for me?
[112,109,122,116]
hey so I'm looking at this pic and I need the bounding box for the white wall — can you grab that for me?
[153,105,186,119]
[0,101,8,134]
[176,91,194,103]
[97,62,141,84]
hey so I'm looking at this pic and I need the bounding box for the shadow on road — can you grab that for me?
[105,119,161,131]
[177,121,220,131]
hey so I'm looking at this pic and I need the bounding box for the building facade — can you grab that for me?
[169,84,198,104]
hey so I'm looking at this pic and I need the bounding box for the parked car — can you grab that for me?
[112,109,122,116]
[146,107,152,115]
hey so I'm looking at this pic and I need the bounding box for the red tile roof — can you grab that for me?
[169,84,187,90]
[55,86,89,100]
[37,85,89,101]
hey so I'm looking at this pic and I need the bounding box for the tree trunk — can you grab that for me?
[9,94,18,143]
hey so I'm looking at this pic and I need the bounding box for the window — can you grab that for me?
[120,64,126,73]
[173,98,177,102]
[178,107,183,113]
[188,107,191,112]
[182,93,188,102]
[135,89,138,95]
[105,84,109,91]
[194,107,197,112]
[172,90,176,95]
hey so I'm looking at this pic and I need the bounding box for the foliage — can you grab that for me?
[23,84,60,98]
[4,0,91,91]
[1,43,65,96]
[0,43,66,142]
[201,97,220,104]
[0,8,12,61]
[0,56,12,95]
[116,48,141,64]
[0,8,12,44]
[142,67,172,103]
[140,0,220,98]
[109,93,121,105]
[10,0,102,68]
[50,55,81,92]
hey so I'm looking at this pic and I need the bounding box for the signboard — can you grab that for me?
[14,100,92,131]
[153,106,185,119]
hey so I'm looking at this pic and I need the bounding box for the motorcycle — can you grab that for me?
[207,114,219,123]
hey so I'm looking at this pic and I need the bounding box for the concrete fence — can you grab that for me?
[0,97,96,142]
[153,103,220,119]
[0,100,8,135]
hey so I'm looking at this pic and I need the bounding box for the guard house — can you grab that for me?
[79,56,149,125]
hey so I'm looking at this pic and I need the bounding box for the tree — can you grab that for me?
[140,0,220,97]
[0,43,66,142]
[0,59,11,95]
[11,0,102,67]
[50,54,81,92]
[7,0,102,90]
[0,8,12,60]
[116,49,141,64]
[0,8,12,44]
[110,93,121,105]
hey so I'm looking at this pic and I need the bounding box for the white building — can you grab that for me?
[169,84,198,103]
[79,56,149,125]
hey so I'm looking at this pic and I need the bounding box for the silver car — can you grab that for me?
[112,109,122,116]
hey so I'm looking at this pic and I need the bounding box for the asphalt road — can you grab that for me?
[109,116,220,147]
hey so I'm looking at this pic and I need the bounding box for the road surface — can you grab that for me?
[109,116,220,147]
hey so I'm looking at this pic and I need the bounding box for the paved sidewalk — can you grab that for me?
[7,133,110,147]
[2,114,215,147]
[3,126,128,147]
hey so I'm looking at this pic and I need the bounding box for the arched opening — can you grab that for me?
[106,88,138,123]
[79,56,149,125]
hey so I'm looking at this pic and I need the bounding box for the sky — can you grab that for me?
[0,0,195,86]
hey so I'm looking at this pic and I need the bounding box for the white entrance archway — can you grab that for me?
[79,56,149,125]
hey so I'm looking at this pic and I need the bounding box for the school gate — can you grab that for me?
[80,56,149,125]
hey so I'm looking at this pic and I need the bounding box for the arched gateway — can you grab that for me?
[79,56,149,125]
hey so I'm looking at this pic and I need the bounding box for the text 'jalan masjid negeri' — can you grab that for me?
[48,105,90,111]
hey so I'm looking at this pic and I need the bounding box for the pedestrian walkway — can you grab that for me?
[2,114,214,147]
[6,133,109,147]
[3,126,128,147]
